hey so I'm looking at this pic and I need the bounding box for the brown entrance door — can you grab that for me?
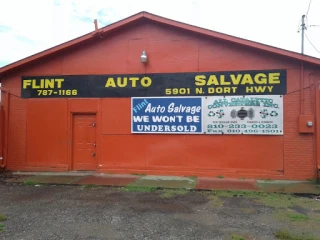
[72,114,96,170]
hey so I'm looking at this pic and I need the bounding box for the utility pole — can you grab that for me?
[301,15,306,54]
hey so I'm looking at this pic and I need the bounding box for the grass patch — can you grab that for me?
[257,193,320,209]
[257,193,295,208]
[275,229,318,240]
[287,214,309,221]
[131,173,146,176]
[122,185,156,192]
[159,188,188,198]
[239,177,246,180]
[212,190,264,198]
[0,223,4,232]
[273,210,320,231]
[231,234,246,240]
[204,190,320,210]
[207,195,224,207]
[0,214,6,232]
[83,184,98,189]
[239,207,257,214]
[24,180,38,186]
[217,175,224,179]
[0,215,7,222]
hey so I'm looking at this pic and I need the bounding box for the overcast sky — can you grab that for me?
[0,0,319,68]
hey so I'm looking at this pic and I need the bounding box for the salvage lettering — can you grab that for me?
[194,73,281,86]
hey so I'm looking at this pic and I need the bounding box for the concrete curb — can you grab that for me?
[3,172,320,194]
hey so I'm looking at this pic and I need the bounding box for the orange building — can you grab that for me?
[0,12,320,181]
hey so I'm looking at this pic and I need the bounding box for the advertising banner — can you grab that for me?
[203,95,283,135]
[131,97,202,134]
[21,69,286,98]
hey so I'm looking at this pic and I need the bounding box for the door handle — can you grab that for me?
[92,153,96,157]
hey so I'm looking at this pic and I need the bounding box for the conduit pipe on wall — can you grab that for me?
[0,87,10,169]
[300,61,305,115]
[314,75,320,182]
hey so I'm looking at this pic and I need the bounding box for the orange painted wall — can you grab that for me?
[1,19,319,179]
[26,99,68,169]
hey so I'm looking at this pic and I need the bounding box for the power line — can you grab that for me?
[306,0,312,17]
[305,33,320,54]
[297,19,302,32]
[298,0,315,54]
[298,0,312,33]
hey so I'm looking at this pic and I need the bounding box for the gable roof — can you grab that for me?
[1,11,320,76]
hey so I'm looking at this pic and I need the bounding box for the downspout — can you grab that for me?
[0,87,10,169]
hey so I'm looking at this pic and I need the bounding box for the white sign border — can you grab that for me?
[131,96,204,134]
[203,95,284,135]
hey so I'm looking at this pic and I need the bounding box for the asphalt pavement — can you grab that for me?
[0,182,320,240]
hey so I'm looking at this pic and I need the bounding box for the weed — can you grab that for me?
[122,186,156,192]
[264,178,273,182]
[213,190,264,198]
[239,177,246,180]
[306,178,316,182]
[287,214,309,221]
[131,173,146,176]
[217,175,224,179]
[231,233,246,240]
[185,175,197,180]
[275,229,318,240]
[0,215,7,221]
[160,188,188,198]
[83,184,98,189]
[24,180,38,186]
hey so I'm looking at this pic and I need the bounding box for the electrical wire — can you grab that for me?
[297,19,302,32]
[306,0,312,17]
[305,33,320,54]
[0,89,20,98]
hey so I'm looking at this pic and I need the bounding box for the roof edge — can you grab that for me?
[143,12,320,66]
[1,11,320,76]
[0,12,146,75]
